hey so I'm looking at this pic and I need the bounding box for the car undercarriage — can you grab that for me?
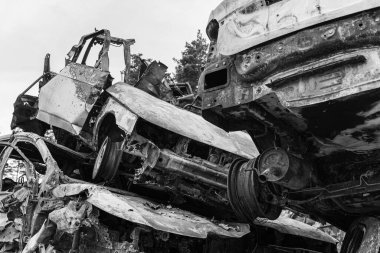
[199,0,380,251]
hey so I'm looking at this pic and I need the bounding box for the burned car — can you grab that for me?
[10,29,261,220]
[0,132,338,252]
[198,0,380,250]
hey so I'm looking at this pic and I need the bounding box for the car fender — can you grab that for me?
[92,97,138,147]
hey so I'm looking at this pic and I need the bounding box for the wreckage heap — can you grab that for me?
[4,30,338,252]
[0,132,337,252]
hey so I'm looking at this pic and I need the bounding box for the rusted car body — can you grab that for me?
[0,132,337,252]
[198,0,380,251]
[10,30,263,219]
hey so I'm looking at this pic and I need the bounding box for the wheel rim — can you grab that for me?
[228,158,282,222]
[93,137,109,179]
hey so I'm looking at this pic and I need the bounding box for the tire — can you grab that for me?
[340,217,380,253]
[92,136,123,181]
[228,158,281,223]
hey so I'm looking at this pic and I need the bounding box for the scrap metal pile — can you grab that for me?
[2,29,338,252]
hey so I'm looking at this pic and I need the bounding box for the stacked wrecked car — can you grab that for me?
[3,29,338,252]
[199,0,380,251]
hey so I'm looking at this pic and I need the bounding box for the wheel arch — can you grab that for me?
[92,98,139,149]
[94,113,119,148]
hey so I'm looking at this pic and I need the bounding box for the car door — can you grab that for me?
[37,30,112,135]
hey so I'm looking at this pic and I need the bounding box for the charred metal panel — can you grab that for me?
[200,22,380,154]
[52,183,250,239]
[93,97,138,146]
[135,61,168,97]
[253,216,338,244]
[201,12,380,113]
[49,201,88,234]
[37,63,109,135]
[256,48,380,154]
[210,0,380,55]
[123,132,161,177]
[234,9,380,82]
[6,133,63,195]
[271,49,380,107]
[106,83,257,159]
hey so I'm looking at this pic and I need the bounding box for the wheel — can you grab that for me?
[228,158,282,223]
[92,136,123,181]
[341,217,380,253]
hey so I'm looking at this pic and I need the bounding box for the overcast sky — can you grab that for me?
[0,0,220,134]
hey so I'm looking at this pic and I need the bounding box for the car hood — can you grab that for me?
[106,83,258,159]
[210,0,380,55]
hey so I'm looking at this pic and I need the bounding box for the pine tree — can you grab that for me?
[174,30,208,92]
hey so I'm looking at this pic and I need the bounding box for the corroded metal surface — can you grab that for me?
[52,183,250,239]
[37,63,109,135]
[135,61,168,97]
[48,201,88,234]
[94,97,138,137]
[0,132,339,252]
[106,83,257,159]
[356,217,380,253]
[200,0,380,233]
[22,221,55,253]
[341,217,380,253]
[234,10,380,82]
[209,0,380,55]
[201,6,380,156]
